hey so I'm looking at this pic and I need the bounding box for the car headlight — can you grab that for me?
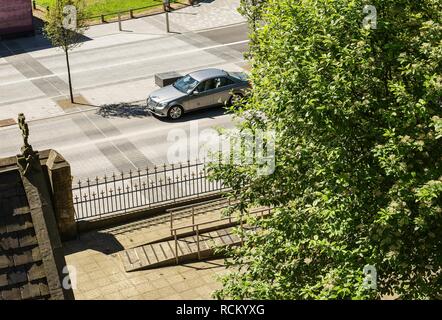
[157,101,168,109]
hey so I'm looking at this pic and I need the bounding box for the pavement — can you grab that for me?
[0,0,248,181]
[63,197,235,300]
[65,243,228,300]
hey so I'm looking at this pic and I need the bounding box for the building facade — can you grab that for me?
[0,0,34,38]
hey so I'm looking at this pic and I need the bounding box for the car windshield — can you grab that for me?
[228,72,248,82]
[173,75,199,93]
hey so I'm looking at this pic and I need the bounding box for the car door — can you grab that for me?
[187,78,217,111]
[210,77,237,105]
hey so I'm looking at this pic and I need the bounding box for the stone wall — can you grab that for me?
[45,150,77,240]
[0,149,77,240]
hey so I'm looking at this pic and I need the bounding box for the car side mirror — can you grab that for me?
[187,89,194,95]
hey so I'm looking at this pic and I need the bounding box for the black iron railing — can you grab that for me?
[72,160,226,221]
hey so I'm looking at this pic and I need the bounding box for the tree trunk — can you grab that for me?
[64,49,74,104]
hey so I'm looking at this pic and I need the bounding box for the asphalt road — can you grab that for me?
[0,22,249,181]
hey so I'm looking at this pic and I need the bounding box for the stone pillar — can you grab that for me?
[45,150,77,240]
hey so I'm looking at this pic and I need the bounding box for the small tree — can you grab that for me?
[237,0,268,31]
[44,0,88,103]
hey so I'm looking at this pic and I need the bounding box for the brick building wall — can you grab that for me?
[0,0,34,37]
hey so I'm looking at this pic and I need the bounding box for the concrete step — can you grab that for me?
[121,226,242,272]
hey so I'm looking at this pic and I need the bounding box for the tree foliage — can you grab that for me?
[238,0,268,30]
[44,0,88,52]
[212,0,442,299]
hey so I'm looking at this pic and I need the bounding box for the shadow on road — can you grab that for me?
[96,102,152,118]
[161,105,229,123]
[96,103,231,121]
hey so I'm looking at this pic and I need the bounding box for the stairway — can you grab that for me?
[119,198,272,272]
[121,227,241,272]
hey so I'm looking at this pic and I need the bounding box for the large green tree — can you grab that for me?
[212,0,442,299]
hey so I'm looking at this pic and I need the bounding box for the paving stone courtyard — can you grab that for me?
[63,205,232,299]
[65,245,227,300]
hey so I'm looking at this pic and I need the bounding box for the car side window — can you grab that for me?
[195,79,216,93]
[195,82,205,93]
[214,77,235,89]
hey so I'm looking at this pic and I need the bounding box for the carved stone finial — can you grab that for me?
[18,113,30,148]
[16,113,39,176]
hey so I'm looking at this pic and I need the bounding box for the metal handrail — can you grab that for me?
[171,207,272,233]
[169,198,236,234]
[166,197,232,212]
[171,207,273,263]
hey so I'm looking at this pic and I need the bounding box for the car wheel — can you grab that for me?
[229,93,244,106]
[168,105,184,120]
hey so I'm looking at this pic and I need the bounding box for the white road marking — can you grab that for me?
[195,22,247,33]
[57,115,232,152]
[0,40,250,87]
[79,112,139,169]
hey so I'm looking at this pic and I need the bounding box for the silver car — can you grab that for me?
[146,68,249,119]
